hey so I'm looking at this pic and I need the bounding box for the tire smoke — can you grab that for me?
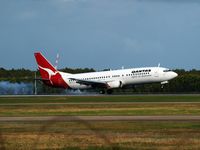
[0,81,33,95]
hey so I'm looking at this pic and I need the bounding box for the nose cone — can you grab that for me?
[172,72,178,78]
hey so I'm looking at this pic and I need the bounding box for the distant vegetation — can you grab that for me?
[0,67,95,83]
[0,67,200,94]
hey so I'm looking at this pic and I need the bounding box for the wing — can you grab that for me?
[69,78,108,88]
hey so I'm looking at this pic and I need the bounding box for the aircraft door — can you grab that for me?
[154,69,159,77]
[154,64,160,77]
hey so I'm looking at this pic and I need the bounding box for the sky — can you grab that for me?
[0,0,200,70]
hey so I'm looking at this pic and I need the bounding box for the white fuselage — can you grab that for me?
[59,67,178,89]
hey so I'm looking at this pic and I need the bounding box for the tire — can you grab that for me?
[99,90,105,94]
[106,89,113,94]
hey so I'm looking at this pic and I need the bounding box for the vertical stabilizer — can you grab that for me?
[34,52,69,89]
[34,52,57,80]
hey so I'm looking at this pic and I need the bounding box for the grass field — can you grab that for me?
[0,103,200,116]
[1,121,200,150]
[0,95,200,116]
[0,95,200,149]
[1,95,200,103]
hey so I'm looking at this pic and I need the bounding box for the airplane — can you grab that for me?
[34,52,178,94]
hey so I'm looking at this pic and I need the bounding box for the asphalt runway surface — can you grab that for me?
[1,94,200,97]
[1,102,200,106]
[0,116,200,122]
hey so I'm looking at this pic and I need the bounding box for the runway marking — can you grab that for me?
[0,116,200,122]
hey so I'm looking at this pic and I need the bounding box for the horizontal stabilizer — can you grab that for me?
[34,78,50,81]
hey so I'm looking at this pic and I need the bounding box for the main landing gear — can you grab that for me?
[99,89,113,95]
[99,90,105,94]
[106,89,113,94]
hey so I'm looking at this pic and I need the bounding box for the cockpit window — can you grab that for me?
[163,69,172,72]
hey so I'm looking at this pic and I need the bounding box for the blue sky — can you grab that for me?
[0,0,200,70]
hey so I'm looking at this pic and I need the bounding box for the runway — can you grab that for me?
[1,102,200,106]
[0,116,200,122]
[1,94,200,97]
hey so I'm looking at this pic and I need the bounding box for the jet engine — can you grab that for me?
[107,80,123,89]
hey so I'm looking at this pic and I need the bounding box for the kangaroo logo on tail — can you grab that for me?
[38,65,58,85]
[34,52,59,85]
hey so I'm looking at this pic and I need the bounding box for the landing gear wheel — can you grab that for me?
[99,90,105,94]
[106,89,113,94]
[161,84,165,89]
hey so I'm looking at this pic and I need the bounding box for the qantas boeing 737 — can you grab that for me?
[34,52,178,94]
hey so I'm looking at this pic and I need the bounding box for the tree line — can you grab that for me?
[0,67,200,94]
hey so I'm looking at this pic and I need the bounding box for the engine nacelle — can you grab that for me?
[107,80,123,89]
[161,81,169,85]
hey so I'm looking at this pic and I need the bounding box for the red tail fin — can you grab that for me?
[34,52,69,89]
[34,52,57,80]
